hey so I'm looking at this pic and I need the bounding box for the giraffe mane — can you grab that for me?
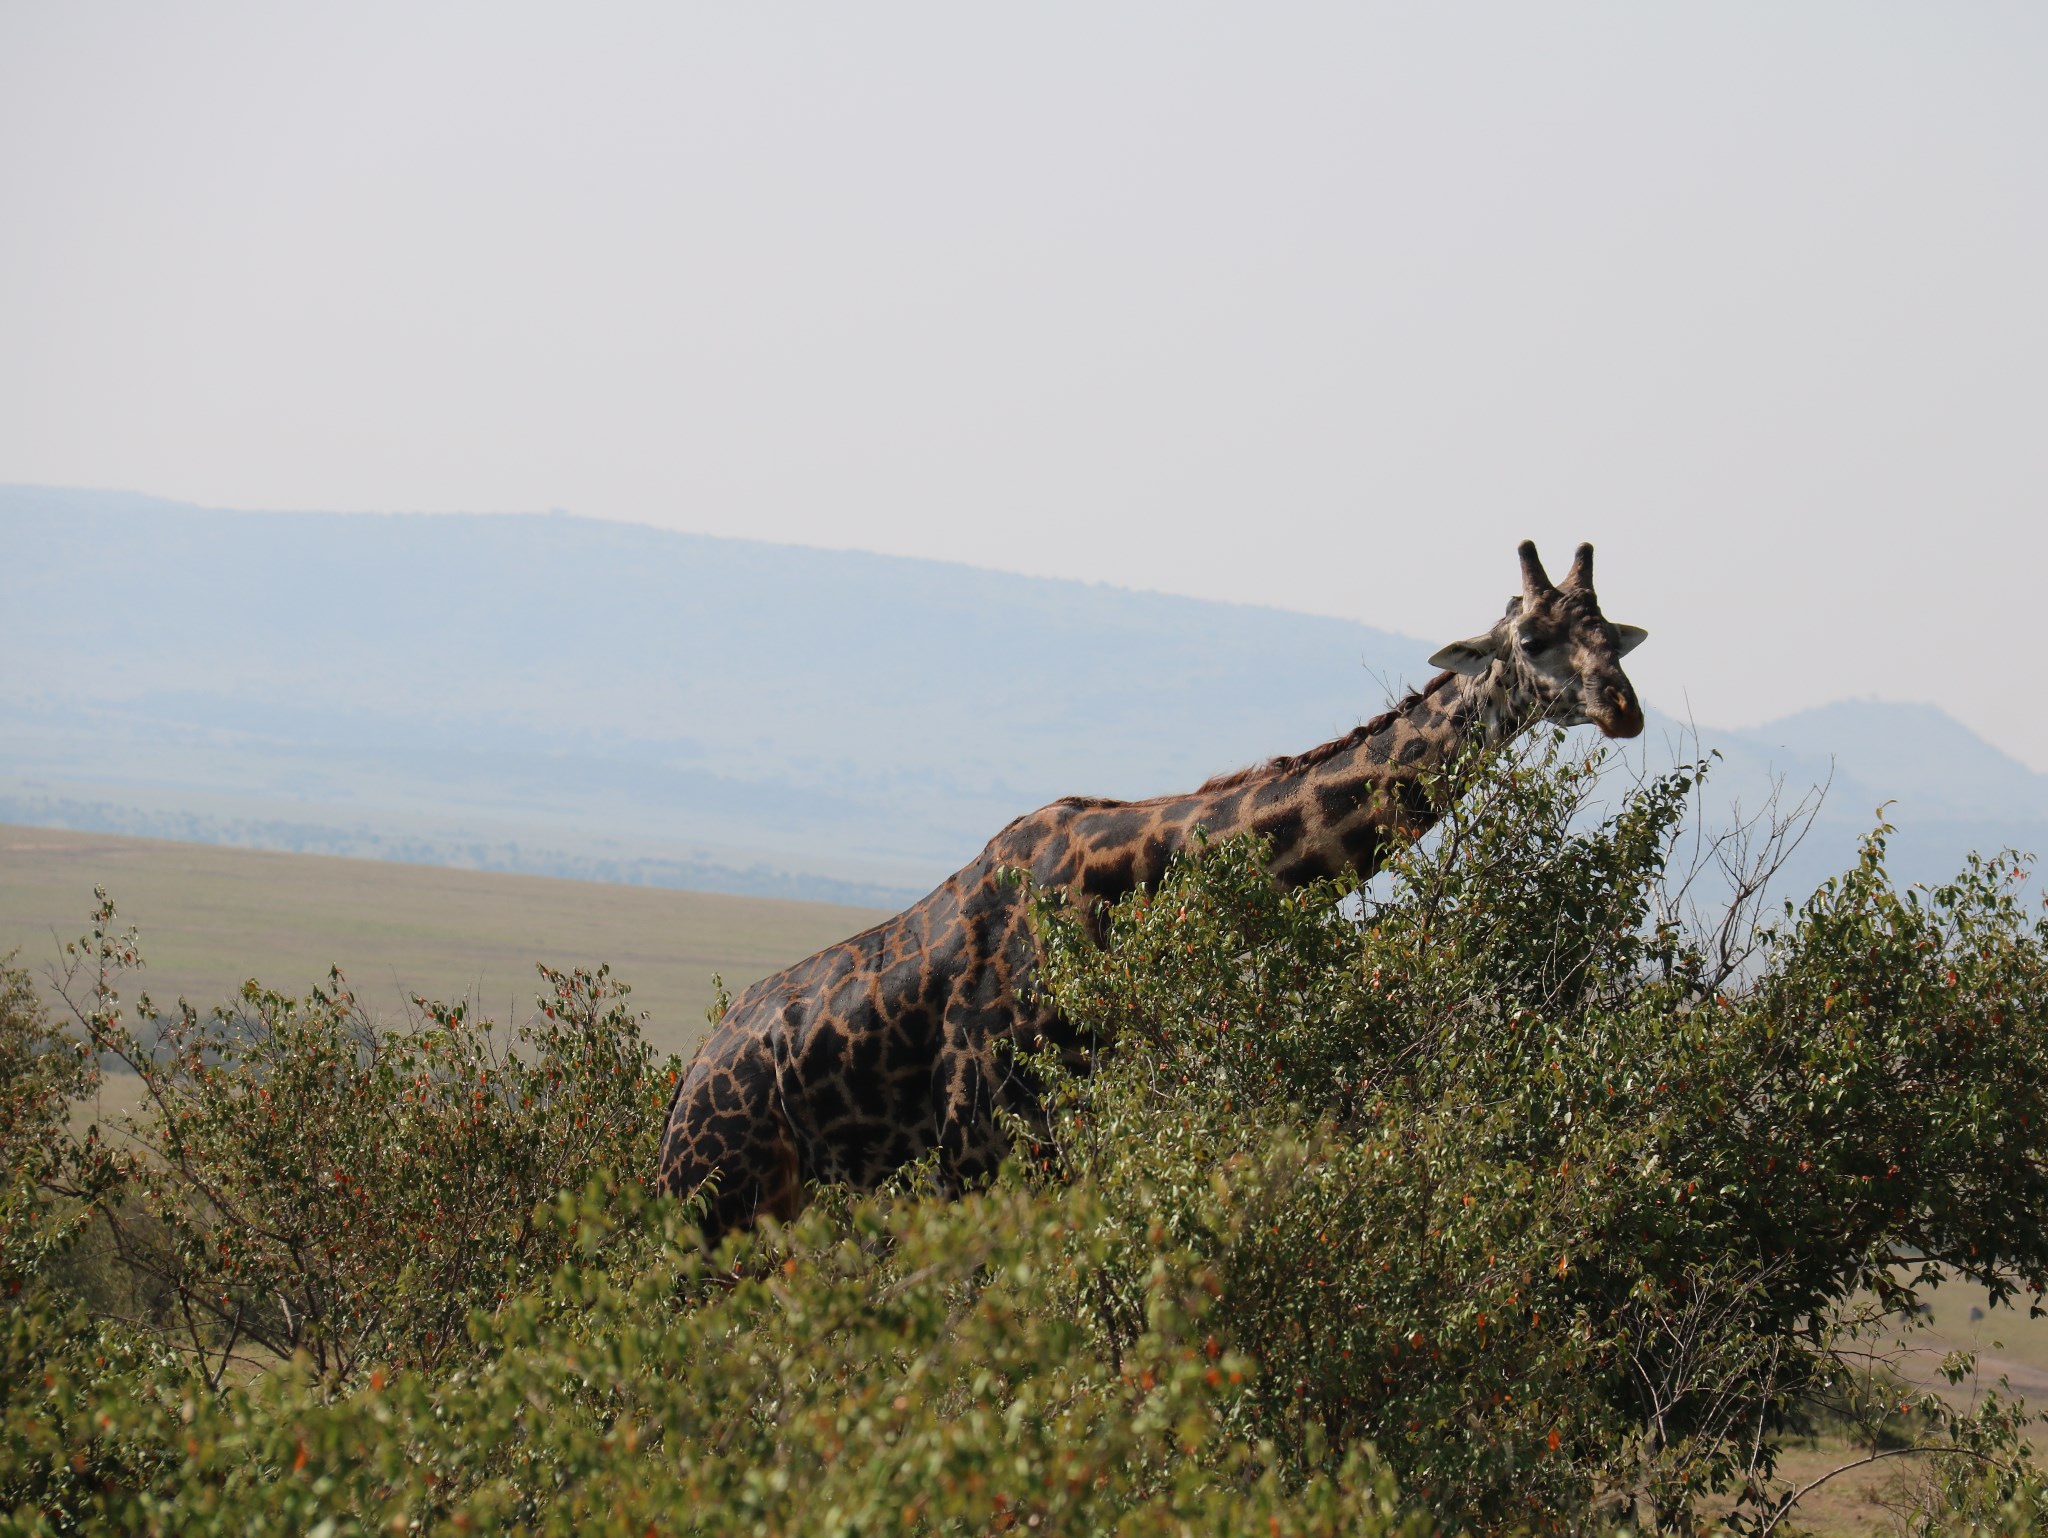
[1195,669,1460,793]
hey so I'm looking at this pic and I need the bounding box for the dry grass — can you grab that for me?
[0,822,890,1062]
[1690,1276,2048,1535]
[1752,1438,1920,1536]
[1889,1274,2048,1410]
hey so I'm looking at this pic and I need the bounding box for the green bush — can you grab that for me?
[10,742,2048,1534]
[1029,737,2048,1529]
[72,919,678,1385]
[1,953,97,1300]
[1,945,177,1532]
[25,1178,1440,1538]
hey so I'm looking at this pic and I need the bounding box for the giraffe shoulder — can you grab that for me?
[987,795,1121,853]
[972,796,1129,891]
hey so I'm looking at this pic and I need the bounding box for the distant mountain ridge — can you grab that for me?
[1728,700,2048,823]
[5,483,2044,905]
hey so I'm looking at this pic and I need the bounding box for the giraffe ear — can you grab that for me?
[1428,633,1501,676]
[1613,624,1648,656]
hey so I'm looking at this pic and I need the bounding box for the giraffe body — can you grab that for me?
[655,541,1648,1243]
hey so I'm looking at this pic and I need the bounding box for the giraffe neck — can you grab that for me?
[1179,664,1538,888]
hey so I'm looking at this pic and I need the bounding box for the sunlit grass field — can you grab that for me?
[0,823,889,1063]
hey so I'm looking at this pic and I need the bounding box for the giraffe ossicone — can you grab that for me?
[655,539,1648,1246]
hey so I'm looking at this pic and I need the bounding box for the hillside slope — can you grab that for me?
[6,484,2044,904]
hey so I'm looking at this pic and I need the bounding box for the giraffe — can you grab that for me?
[655,540,1648,1245]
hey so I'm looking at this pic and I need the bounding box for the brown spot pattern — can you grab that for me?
[654,542,1647,1246]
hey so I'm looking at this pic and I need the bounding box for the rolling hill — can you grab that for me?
[5,484,2044,909]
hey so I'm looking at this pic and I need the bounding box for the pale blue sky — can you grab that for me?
[3,4,2044,764]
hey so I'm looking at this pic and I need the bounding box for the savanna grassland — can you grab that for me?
[11,744,2048,1536]
[0,823,887,1061]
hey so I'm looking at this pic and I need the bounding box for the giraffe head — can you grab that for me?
[1427,540,1648,739]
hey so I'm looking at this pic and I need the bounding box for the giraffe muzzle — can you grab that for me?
[1595,686,1645,740]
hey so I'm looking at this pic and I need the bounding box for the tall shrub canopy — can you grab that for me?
[8,740,2048,1534]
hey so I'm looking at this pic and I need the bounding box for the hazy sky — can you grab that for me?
[4,5,2045,765]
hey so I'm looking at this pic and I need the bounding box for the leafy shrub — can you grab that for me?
[12,741,2048,1534]
[48,892,678,1387]
[25,1177,1444,1538]
[1,947,178,1532]
[0,954,97,1299]
[1029,737,2048,1530]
